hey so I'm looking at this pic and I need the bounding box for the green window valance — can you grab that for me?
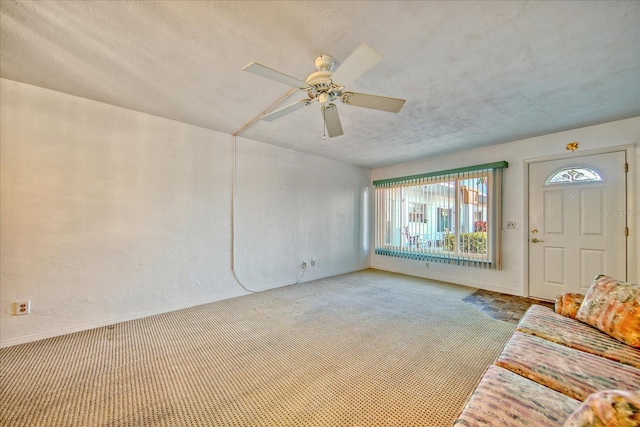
[373,161,508,187]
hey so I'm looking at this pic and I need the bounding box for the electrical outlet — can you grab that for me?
[310,260,316,267]
[425,262,430,269]
[15,300,30,316]
[302,261,307,269]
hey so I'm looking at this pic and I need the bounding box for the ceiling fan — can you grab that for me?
[243,44,406,138]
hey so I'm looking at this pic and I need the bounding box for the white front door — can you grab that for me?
[528,151,627,300]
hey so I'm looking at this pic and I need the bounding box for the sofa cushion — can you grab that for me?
[563,389,640,427]
[575,275,640,348]
[516,305,640,369]
[496,332,640,401]
[453,365,580,427]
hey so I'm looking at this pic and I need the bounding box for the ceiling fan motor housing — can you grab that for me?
[306,71,334,97]
[306,55,340,100]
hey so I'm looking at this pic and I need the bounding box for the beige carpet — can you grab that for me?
[0,269,515,426]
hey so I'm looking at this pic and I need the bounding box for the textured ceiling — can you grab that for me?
[1,1,639,168]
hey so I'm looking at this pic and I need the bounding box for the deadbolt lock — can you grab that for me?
[531,228,538,234]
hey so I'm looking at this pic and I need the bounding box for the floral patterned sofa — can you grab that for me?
[454,275,640,426]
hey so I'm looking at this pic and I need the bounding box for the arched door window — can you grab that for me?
[545,165,604,186]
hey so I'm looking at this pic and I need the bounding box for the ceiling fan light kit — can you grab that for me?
[243,44,406,138]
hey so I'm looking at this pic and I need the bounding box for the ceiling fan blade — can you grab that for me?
[261,99,312,122]
[329,44,383,86]
[323,104,344,138]
[243,62,309,88]
[341,92,406,113]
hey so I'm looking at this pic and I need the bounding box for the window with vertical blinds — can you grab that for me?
[373,162,507,270]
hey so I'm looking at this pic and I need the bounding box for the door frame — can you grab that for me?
[523,144,636,298]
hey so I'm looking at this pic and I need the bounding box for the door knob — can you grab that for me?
[531,238,544,243]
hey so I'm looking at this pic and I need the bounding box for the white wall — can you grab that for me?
[234,137,370,291]
[0,79,370,347]
[372,118,640,296]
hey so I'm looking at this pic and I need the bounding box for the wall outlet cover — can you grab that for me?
[15,301,30,316]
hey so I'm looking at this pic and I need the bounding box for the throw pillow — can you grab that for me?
[555,295,563,314]
[557,293,585,319]
[563,389,640,427]
[575,274,640,348]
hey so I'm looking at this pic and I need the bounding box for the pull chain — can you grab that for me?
[322,107,326,140]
